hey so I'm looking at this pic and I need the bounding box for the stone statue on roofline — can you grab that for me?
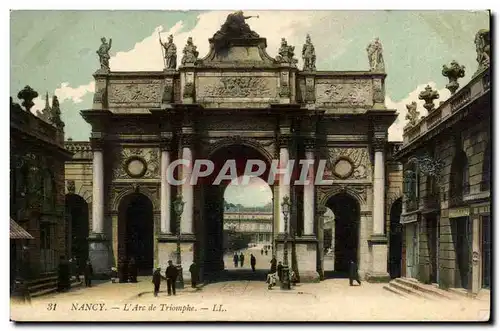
[160,34,177,69]
[404,101,420,130]
[367,37,385,72]
[97,37,112,71]
[181,37,199,65]
[213,11,260,42]
[302,34,316,71]
[276,38,298,65]
[474,29,490,74]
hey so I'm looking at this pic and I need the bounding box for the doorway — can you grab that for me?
[389,198,403,278]
[426,214,439,283]
[326,193,359,275]
[452,216,472,290]
[481,216,491,289]
[118,193,154,274]
[65,194,89,272]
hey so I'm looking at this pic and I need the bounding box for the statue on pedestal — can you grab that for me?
[181,37,199,65]
[276,38,297,65]
[474,29,490,73]
[302,34,316,71]
[366,37,385,72]
[404,101,420,129]
[213,11,260,41]
[160,34,177,69]
[97,37,112,71]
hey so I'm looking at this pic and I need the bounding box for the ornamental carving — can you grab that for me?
[183,82,194,98]
[108,82,162,103]
[316,81,372,106]
[316,185,367,206]
[67,180,75,194]
[305,85,315,102]
[162,83,174,103]
[326,147,371,180]
[110,183,160,212]
[200,77,272,98]
[113,147,160,180]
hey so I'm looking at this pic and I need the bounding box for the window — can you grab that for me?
[481,141,491,191]
[449,150,469,206]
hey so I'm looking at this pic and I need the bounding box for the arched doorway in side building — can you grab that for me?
[389,198,403,279]
[65,194,89,273]
[325,193,360,277]
[118,193,154,275]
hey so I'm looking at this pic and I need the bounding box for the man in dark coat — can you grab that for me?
[165,260,178,295]
[233,253,239,268]
[189,261,199,288]
[277,261,283,282]
[250,254,256,272]
[57,256,70,292]
[261,249,264,255]
[152,267,162,297]
[128,257,137,283]
[270,256,277,273]
[239,252,245,267]
[84,259,94,287]
[348,260,362,286]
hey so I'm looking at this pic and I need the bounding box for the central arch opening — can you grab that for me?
[202,144,273,282]
[118,193,154,275]
[324,193,360,277]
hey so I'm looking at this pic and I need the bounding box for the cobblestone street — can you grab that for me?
[11,275,490,322]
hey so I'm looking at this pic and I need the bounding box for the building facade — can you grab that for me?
[10,89,72,286]
[64,12,404,282]
[395,29,491,294]
[223,211,273,245]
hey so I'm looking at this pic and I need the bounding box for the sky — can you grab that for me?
[9,10,490,206]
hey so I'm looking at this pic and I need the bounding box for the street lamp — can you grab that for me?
[281,195,291,290]
[173,194,185,289]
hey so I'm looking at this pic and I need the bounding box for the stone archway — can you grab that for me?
[117,193,154,274]
[388,197,403,278]
[65,193,89,272]
[201,143,273,280]
[324,192,360,276]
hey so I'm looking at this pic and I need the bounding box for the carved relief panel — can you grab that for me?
[112,147,160,180]
[108,80,162,104]
[315,79,373,107]
[196,73,278,101]
[324,147,372,180]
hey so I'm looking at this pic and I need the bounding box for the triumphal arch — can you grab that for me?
[65,12,399,282]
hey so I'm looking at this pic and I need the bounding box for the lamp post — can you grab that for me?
[173,194,185,289]
[281,195,291,290]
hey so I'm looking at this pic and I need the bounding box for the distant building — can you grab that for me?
[394,29,491,294]
[223,211,273,245]
[10,90,72,291]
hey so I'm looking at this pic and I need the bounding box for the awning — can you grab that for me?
[10,219,34,240]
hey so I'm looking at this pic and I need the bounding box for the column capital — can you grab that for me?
[278,135,292,148]
[372,138,386,152]
[160,139,173,152]
[304,138,316,152]
[90,138,105,151]
[180,134,195,148]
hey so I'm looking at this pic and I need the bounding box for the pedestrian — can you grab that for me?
[128,257,137,283]
[277,261,283,282]
[165,260,178,296]
[233,252,239,268]
[84,259,93,287]
[265,249,268,256]
[349,260,362,286]
[189,261,199,288]
[239,252,245,267]
[261,249,263,255]
[270,256,277,273]
[152,267,162,297]
[250,254,256,272]
[57,256,70,292]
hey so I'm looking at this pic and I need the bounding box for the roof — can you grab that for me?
[10,219,34,240]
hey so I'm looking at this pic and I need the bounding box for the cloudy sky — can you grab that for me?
[10,10,489,206]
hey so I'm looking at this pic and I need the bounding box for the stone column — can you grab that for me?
[92,143,104,234]
[88,138,109,275]
[160,140,172,234]
[367,138,390,282]
[373,143,385,235]
[278,136,291,234]
[181,135,194,234]
[303,140,315,236]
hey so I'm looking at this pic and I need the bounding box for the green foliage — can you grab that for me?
[223,229,252,253]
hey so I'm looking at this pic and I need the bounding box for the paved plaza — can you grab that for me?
[11,270,490,322]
